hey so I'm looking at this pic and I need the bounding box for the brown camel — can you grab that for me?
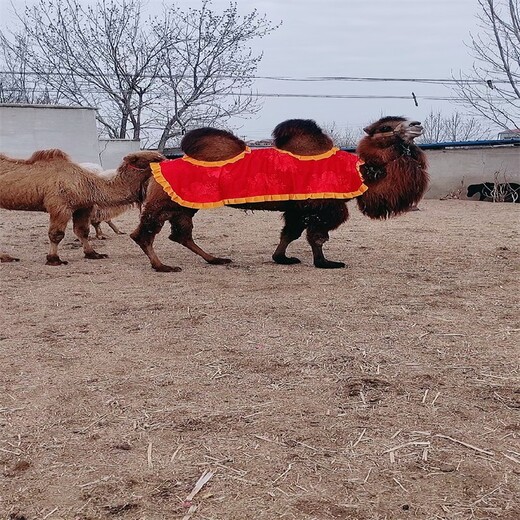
[130,116,428,272]
[0,149,165,265]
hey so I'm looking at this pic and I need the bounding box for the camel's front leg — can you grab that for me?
[272,210,306,265]
[130,208,181,272]
[46,210,72,265]
[306,202,349,269]
[72,208,108,260]
[168,211,231,265]
[307,227,345,268]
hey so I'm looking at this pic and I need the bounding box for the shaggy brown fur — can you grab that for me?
[0,149,165,265]
[131,117,428,272]
[356,116,428,218]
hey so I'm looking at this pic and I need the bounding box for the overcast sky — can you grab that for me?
[0,0,485,139]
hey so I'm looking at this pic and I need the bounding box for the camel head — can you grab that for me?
[362,116,423,145]
[123,150,166,171]
[356,116,429,219]
[118,151,166,205]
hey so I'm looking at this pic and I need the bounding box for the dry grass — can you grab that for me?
[1,200,519,519]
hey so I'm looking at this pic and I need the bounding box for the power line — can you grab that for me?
[252,75,509,85]
[0,70,510,85]
[227,92,498,101]
[0,86,506,102]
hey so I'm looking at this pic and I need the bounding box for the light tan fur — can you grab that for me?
[90,203,135,239]
[0,149,165,265]
[80,163,135,239]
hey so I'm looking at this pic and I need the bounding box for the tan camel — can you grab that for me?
[0,149,165,265]
[80,163,134,239]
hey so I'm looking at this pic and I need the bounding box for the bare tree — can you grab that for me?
[0,0,168,139]
[454,0,519,130]
[0,0,278,149]
[154,1,276,150]
[320,122,361,148]
[0,33,58,104]
[418,110,491,143]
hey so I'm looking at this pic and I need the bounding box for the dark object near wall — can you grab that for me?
[467,182,520,202]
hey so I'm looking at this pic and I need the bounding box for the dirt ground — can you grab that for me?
[1,199,519,520]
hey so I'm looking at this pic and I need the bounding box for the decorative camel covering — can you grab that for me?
[151,147,367,209]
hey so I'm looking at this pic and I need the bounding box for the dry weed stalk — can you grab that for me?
[490,171,518,202]
[440,177,465,200]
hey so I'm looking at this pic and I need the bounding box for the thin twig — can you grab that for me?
[382,441,430,454]
[182,504,198,520]
[272,464,292,485]
[147,442,153,469]
[185,470,214,502]
[170,445,182,463]
[435,434,494,456]
[393,478,408,492]
[352,429,366,449]
[42,508,58,520]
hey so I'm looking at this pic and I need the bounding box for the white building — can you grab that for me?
[497,129,520,140]
[0,103,140,168]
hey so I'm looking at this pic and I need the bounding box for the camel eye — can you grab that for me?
[378,126,392,133]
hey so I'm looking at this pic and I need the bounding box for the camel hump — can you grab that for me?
[272,119,334,155]
[272,119,326,147]
[28,149,70,163]
[181,127,247,161]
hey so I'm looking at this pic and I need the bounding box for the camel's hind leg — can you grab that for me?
[168,211,232,265]
[46,210,72,265]
[306,202,349,269]
[72,208,108,260]
[272,210,306,265]
[91,221,107,240]
[107,220,125,234]
[130,207,182,273]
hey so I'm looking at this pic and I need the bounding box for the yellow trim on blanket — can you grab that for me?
[181,146,252,167]
[151,162,368,210]
[274,147,340,161]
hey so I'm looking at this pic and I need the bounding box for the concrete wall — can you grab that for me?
[98,138,141,169]
[424,146,520,199]
[0,104,100,163]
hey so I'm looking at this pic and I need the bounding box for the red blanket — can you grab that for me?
[151,147,367,209]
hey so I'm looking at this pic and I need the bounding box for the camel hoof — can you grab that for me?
[273,255,301,265]
[153,264,182,273]
[84,252,109,260]
[1,255,20,263]
[314,260,346,269]
[208,257,232,265]
[46,255,68,266]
